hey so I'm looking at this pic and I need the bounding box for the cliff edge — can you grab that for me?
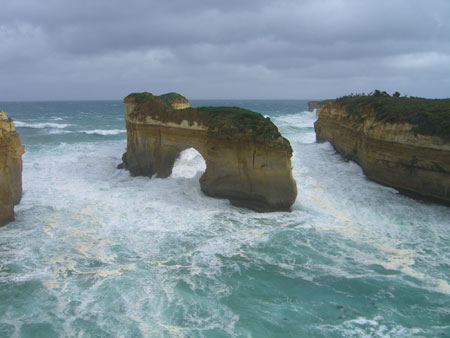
[308,100,333,112]
[0,111,24,226]
[121,92,297,212]
[314,95,450,204]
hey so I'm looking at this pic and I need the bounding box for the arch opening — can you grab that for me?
[171,148,206,179]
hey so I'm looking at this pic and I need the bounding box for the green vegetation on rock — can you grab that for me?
[125,92,188,106]
[124,93,291,149]
[125,92,154,104]
[157,92,188,106]
[196,106,282,139]
[317,99,335,105]
[334,91,450,140]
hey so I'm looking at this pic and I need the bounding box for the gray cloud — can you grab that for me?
[0,0,449,100]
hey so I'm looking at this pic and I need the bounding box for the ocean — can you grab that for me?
[0,100,449,337]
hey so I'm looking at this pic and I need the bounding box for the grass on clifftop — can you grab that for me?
[157,92,188,106]
[124,93,287,144]
[126,92,154,104]
[196,106,282,139]
[334,92,450,140]
[317,99,335,105]
[125,92,188,106]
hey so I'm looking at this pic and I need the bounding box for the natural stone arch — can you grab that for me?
[120,92,297,212]
[125,123,209,179]
[171,148,206,178]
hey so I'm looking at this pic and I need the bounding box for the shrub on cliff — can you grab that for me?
[124,93,288,145]
[335,93,450,140]
[125,92,188,106]
[196,106,282,140]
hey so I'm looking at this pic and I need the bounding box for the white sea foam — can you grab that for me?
[171,148,206,178]
[48,129,72,135]
[80,129,126,135]
[321,316,424,337]
[272,110,318,129]
[2,107,450,337]
[272,110,318,143]
[14,121,71,129]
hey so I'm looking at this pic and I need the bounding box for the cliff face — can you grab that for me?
[0,111,24,226]
[122,93,297,212]
[314,103,450,204]
[308,100,332,112]
[308,101,324,112]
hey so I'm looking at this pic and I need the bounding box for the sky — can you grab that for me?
[1,0,449,101]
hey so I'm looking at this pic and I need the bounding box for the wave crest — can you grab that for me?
[14,121,71,129]
[80,129,126,136]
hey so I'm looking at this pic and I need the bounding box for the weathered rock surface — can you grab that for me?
[308,101,325,112]
[314,102,450,204]
[121,92,297,211]
[308,100,336,113]
[0,111,24,226]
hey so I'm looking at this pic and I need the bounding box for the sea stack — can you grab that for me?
[121,92,297,212]
[314,94,450,204]
[0,111,24,226]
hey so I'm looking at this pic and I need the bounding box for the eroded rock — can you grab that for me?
[314,102,450,205]
[0,111,24,226]
[121,92,297,211]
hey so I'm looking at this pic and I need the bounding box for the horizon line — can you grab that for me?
[0,98,321,103]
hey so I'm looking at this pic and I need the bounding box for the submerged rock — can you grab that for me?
[117,152,128,169]
[314,98,450,205]
[121,92,297,212]
[0,111,24,226]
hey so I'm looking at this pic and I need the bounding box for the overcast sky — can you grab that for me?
[1,0,449,100]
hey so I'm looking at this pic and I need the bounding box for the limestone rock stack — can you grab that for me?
[0,111,24,226]
[121,92,297,212]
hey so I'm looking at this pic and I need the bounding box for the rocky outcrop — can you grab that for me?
[121,92,297,211]
[314,102,450,204]
[308,100,332,112]
[0,111,24,226]
[308,101,323,112]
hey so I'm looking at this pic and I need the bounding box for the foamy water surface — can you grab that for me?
[0,100,449,337]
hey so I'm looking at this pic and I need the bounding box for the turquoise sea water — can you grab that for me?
[0,100,449,337]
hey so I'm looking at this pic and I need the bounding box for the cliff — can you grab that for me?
[308,100,332,112]
[314,98,450,204]
[0,111,24,226]
[121,92,297,212]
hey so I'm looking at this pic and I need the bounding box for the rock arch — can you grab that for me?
[171,148,206,178]
[120,92,297,212]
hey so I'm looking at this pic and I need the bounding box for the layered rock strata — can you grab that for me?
[121,92,297,211]
[0,111,24,226]
[314,102,450,204]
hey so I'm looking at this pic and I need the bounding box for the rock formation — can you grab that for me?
[308,100,333,113]
[314,101,450,205]
[0,111,24,226]
[121,92,297,211]
[308,101,323,112]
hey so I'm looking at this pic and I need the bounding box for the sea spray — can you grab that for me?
[0,100,448,337]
